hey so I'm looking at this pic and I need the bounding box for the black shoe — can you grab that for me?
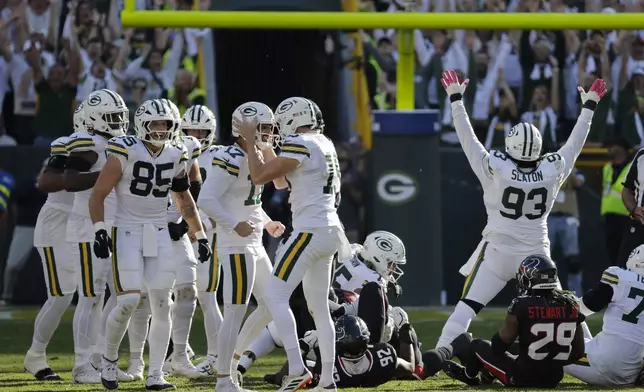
[443,360,480,386]
[32,367,62,381]
[450,333,473,364]
[480,369,495,385]
[145,376,176,390]
[264,373,279,385]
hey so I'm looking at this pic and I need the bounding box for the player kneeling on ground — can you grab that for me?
[440,255,585,388]
[264,315,418,388]
[564,244,644,387]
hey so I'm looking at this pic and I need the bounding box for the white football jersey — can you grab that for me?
[599,267,644,346]
[196,145,222,232]
[167,135,201,223]
[278,133,342,230]
[333,255,384,293]
[66,131,117,220]
[43,136,74,211]
[198,144,267,247]
[107,136,188,227]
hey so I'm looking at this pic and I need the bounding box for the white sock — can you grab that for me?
[266,299,305,375]
[73,295,101,367]
[171,285,197,363]
[98,283,117,358]
[216,304,247,380]
[246,327,278,361]
[233,302,271,369]
[127,292,151,361]
[198,291,222,356]
[305,289,335,386]
[436,301,476,348]
[30,295,73,354]
[148,289,172,376]
[105,293,141,362]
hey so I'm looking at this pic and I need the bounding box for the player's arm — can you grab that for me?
[557,79,607,173]
[442,70,493,186]
[247,146,300,186]
[172,176,205,236]
[578,269,618,316]
[36,147,69,193]
[89,155,123,225]
[196,157,238,233]
[260,147,289,189]
[493,299,520,355]
[393,357,416,379]
[62,149,100,192]
[569,324,585,364]
[188,159,202,203]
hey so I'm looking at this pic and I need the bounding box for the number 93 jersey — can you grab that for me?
[278,133,342,230]
[107,136,188,228]
[167,135,201,223]
[599,267,644,345]
[483,150,568,251]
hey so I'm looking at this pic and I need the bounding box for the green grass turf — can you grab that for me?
[0,306,634,391]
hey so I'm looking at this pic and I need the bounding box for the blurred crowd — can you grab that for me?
[361,0,644,149]
[0,0,207,147]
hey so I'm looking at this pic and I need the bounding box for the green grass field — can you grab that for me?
[0,306,633,391]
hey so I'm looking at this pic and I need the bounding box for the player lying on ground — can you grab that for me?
[426,69,606,377]
[564,244,644,387]
[264,315,418,388]
[440,255,585,388]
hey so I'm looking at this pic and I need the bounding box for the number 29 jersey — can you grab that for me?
[278,133,342,231]
[107,136,188,228]
[483,151,568,251]
[598,267,644,346]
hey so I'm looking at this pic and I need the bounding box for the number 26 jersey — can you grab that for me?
[482,151,568,251]
[107,136,188,228]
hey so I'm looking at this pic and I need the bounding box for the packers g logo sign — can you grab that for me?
[377,172,418,205]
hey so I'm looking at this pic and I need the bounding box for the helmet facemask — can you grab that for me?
[183,128,214,149]
[143,119,174,146]
[256,122,279,150]
[103,109,129,137]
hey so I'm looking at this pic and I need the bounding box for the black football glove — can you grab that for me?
[93,229,112,259]
[388,281,403,297]
[168,220,189,241]
[197,238,212,263]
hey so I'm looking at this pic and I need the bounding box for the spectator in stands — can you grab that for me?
[616,66,644,147]
[162,68,205,114]
[0,167,14,226]
[1,164,44,304]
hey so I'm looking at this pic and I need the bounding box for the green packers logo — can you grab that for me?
[241,106,257,116]
[375,238,393,252]
[135,105,146,117]
[87,94,102,106]
[277,101,293,114]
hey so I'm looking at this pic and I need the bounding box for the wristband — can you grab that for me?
[450,93,463,102]
[195,230,207,240]
[93,221,106,232]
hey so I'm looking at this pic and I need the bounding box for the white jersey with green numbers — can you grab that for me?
[333,255,384,293]
[66,131,117,220]
[167,135,201,223]
[107,135,188,228]
[199,144,266,248]
[599,267,644,346]
[196,145,222,231]
[278,133,342,231]
[44,136,74,211]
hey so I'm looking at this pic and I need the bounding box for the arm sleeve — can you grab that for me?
[450,99,493,187]
[65,137,96,153]
[106,140,129,173]
[196,162,237,232]
[580,281,614,315]
[279,142,310,163]
[557,108,594,177]
[623,149,644,191]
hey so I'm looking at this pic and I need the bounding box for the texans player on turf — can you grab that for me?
[425,70,607,376]
[564,245,644,386]
[89,99,211,390]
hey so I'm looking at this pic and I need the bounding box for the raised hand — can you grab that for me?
[440,69,469,97]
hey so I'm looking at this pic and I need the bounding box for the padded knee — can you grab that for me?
[566,255,582,274]
[115,293,142,322]
[174,283,197,301]
[461,298,484,314]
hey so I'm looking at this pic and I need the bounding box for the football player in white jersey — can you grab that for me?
[564,245,644,386]
[88,99,212,390]
[179,104,224,374]
[424,70,607,376]
[23,105,82,380]
[62,89,129,384]
[235,97,348,392]
[198,101,285,392]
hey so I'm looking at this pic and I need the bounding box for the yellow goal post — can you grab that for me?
[122,2,639,148]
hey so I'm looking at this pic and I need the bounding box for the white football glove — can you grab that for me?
[440,69,469,97]
[577,78,607,104]
[390,306,409,330]
[302,330,319,348]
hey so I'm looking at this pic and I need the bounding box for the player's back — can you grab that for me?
[44,136,74,211]
[197,145,221,183]
[167,135,201,223]
[109,135,187,228]
[601,267,644,345]
[333,342,397,387]
[280,133,341,230]
[66,131,117,219]
[483,151,567,250]
[510,293,581,384]
[333,256,382,293]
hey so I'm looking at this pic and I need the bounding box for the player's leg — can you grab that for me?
[301,230,340,390]
[25,245,75,380]
[168,234,201,378]
[238,322,283,374]
[101,227,144,390]
[232,247,274,375]
[126,289,150,380]
[561,216,583,296]
[264,231,319,390]
[195,239,222,374]
[356,281,388,343]
[215,248,256,390]
[143,229,178,389]
[449,338,515,386]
